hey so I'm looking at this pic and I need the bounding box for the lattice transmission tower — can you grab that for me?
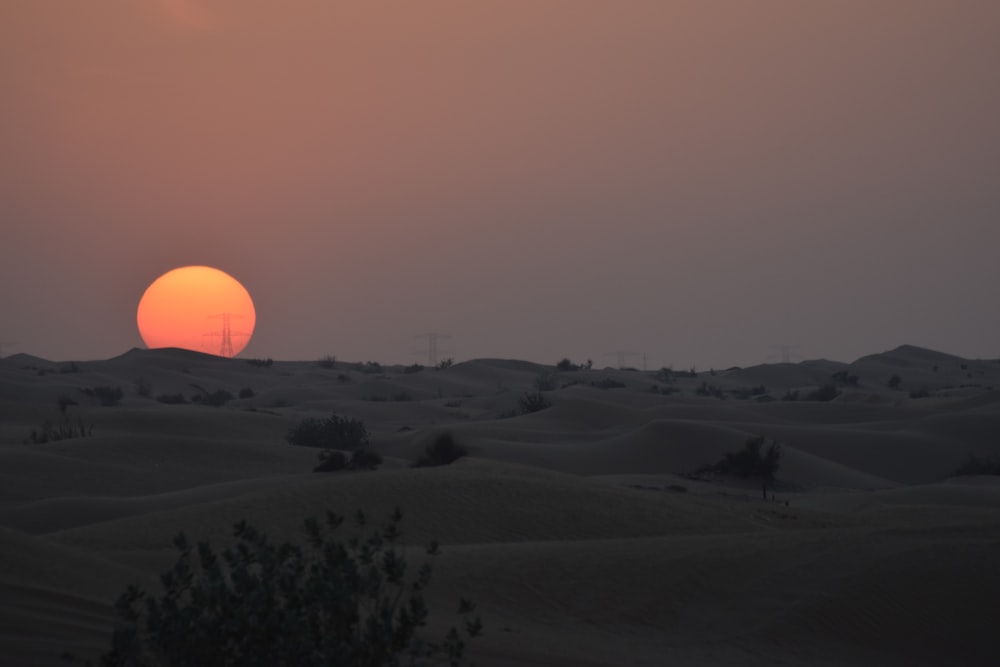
[414,332,451,366]
[204,313,250,358]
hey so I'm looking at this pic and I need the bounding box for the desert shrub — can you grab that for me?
[533,372,557,392]
[246,357,274,368]
[99,509,481,667]
[555,358,590,372]
[238,387,255,399]
[350,448,383,470]
[404,363,424,374]
[313,450,347,472]
[805,384,839,402]
[414,432,468,468]
[337,373,352,384]
[156,393,187,405]
[85,385,124,407]
[287,414,369,450]
[27,415,92,444]
[435,358,454,370]
[909,387,930,399]
[202,389,235,407]
[831,370,859,386]
[731,385,767,400]
[316,355,337,369]
[782,390,799,402]
[954,455,1000,476]
[134,378,152,398]
[655,367,674,383]
[695,382,724,399]
[698,436,781,481]
[673,368,697,379]
[57,394,78,414]
[59,362,80,374]
[359,361,383,374]
[591,378,626,390]
[888,375,902,389]
[518,391,551,414]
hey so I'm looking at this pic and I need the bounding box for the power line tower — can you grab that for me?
[605,350,640,370]
[768,345,801,364]
[414,332,451,366]
[204,314,249,358]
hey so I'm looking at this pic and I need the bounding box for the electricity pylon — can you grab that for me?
[204,314,250,358]
[414,332,451,366]
[768,345,801,364]
[605,350,640,370]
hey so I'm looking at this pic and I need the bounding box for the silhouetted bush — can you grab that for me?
[533,372,557,391]
[782,390,799,402]
[805,384,839,402]
[287,413,369,450]
[57,394,77,414]
[414,432,468,468]
[246,357,273,367]
[156,393,187,405]
[238,387,255,399]
[349,448,383,470]
[831,370,859,386]
[313,450,347,472]
[337,373,352,384]
[954,455,1000,476]
[316,355,337,369]
[85,385,124,407]
[134,378,152,398]
[202,389,235,407]
[731,385,767,400]
[888,375,902,389]
[100,509,481,666]
[696,382,724,399]
[698,436,781,481]
[27,415,92,443]
[435,358,453,370]
[518,391,551,414]
[909,387,930,399]
[59,362,80,374]
[591,378,626,390]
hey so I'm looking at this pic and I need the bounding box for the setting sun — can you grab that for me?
[136,266,256,357]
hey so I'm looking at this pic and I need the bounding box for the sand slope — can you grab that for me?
[2,345,998,665]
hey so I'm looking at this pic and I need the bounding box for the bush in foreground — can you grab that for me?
[414,432,468,468]
[287,414,369,450]
[518,391,551,414]
[99,509,482,666]
[697,436,781,481]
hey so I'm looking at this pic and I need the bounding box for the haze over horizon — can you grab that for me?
[2,1,998,369]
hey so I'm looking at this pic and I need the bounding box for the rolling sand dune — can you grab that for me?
[2,345,999,665]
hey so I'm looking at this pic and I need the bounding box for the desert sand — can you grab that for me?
[1,344,999,666]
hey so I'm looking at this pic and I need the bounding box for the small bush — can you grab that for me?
[782,390,799,402]
[591,378,626,390]
[134,378,152,398]
[27,415,93,443]
[888,375,902,390]
[696,382,724,399]
[287,413,369,450]
[805,384,839,402]
[86,385,124,407]
[533,372,557,391]
[238,387,255,399]
[349,448,383,470]
[316,355,337,369]
[909,387,930,399]
[156,393,187,405]
[57,395,78,414]
[404,363,424,374]
[954,455,1000,476]
[337,373,352,384]
[518,391,551,414]
[698,436,781,481]
[100,509,481,666]
[831,371,859,387]
[435,358,454,370]
[246,357,273,367]
[414,432,468,468]
[202,389,235,407]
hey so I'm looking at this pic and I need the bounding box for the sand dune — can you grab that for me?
[2,345,998,665]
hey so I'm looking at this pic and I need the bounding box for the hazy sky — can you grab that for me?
[2,1,998,368]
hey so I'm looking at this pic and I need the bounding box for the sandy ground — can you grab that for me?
[1,344,999,666]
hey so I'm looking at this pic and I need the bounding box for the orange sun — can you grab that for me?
[137,266,256,357]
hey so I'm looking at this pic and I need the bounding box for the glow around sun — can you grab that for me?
[136,266,256,357]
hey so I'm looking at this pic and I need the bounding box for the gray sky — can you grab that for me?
[2,1,998,368]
